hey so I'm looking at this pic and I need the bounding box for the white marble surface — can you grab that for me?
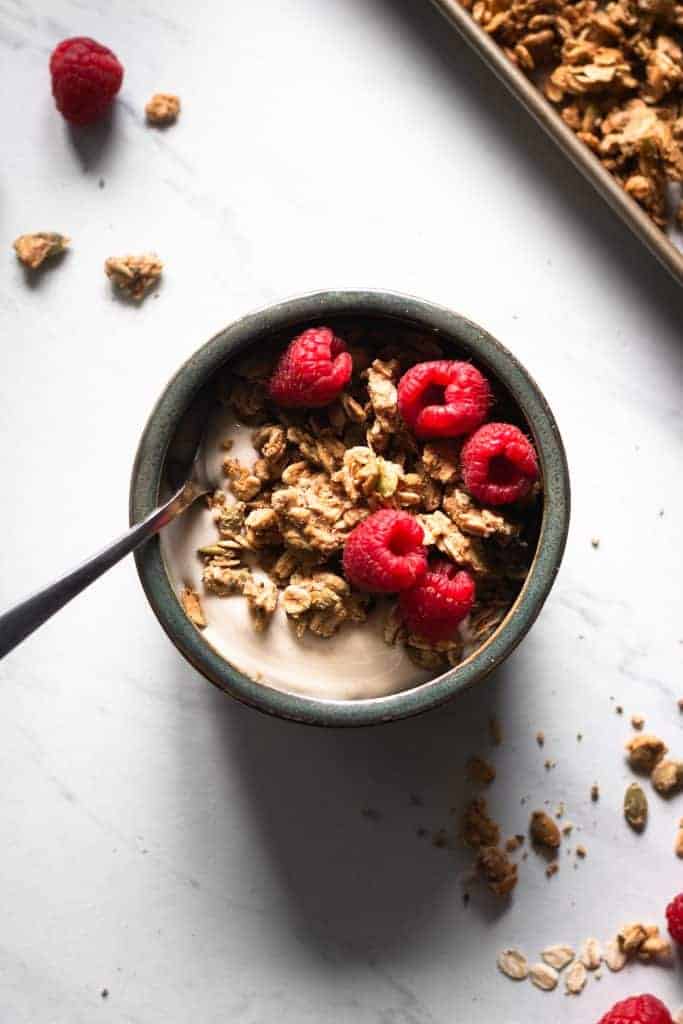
[1,1,682,1021]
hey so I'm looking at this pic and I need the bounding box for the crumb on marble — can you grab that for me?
[145,92,181,125]
[105,253,163,300]
[13,231,69,270]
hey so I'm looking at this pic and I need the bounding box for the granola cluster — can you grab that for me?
[189,327,541,672]
[460,0,683,227]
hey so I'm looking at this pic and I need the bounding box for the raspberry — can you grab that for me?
[399,559,475,641]
[342,510,427,593]
[665,892,683,944]
[268,327,352,408]
[597,994,673,1024]
[49,37,124,125]
[461,422,538,506]
[397,360,491,440]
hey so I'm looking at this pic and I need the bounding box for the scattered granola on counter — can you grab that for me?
[13,231,69,270]
[625,733,668,773]
[530,809,561,848]
[145,92,180,124]
[105,253,163,300]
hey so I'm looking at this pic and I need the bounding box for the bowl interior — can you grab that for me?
[131,291,569,726]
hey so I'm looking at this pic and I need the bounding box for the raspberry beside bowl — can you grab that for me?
[130,290,570,727]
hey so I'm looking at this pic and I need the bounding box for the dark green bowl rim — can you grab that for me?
[130,290,570,727]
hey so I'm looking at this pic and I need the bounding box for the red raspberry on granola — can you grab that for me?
[342,510,427,593]
[461,422,538,506]
[50,37,124,125]
[397,360,491,440]
[268,327,353,408]
[399,559,475,641]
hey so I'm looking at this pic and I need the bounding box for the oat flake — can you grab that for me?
[580,938,602,970]
[604,938,627,972]
[529,963,559,991]
[497,948,529,980]
[541,944,575,970]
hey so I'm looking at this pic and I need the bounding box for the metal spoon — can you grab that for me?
[0,438,216,659]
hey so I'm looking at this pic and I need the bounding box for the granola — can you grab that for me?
[105,253,163,300]
[179,324,542,672]
[145,92,180,124]
[13,231,69,270]
[458,0,683,229]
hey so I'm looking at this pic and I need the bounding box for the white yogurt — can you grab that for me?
[160,407,432,700]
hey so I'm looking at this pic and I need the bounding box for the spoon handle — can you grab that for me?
[0,484,199,660]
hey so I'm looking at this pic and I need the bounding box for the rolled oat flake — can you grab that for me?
[604,938,627,972]
[497,948,529,980]
[580,937,602,970]
[565,960,588,995]
[541,944,575,970]
[529,962,559,991]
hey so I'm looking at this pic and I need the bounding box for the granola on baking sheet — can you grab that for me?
[186,322,542,667]
[458,0,683,230]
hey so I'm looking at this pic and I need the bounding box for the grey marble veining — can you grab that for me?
[0,1,682,1022]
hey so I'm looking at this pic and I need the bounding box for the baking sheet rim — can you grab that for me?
[428,0,683,288]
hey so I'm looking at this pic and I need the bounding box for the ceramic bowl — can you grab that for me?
[130,290,570,726]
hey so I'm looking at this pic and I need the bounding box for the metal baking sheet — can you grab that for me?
[428,0,683,288]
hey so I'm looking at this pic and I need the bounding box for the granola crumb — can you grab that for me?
[463,798,500,848]
[13,231,69,270]
[576,844,587,858]
[105,253,162,300]
[477,845,518,896]
[631,714,645,730]
[536,730,545,746]
[530,810,561,849]
[180,587,206,628]
[505,834,524,852]
[591,783,599,802]
[616,705,623,715]
[145,92,180,124]
[467,756,496,785]
[544,758,556,770]
[590,537,600,549]
[546,862,559,878]
[678,699,683,713]
[651,759,683,795]
[625,734,668,773]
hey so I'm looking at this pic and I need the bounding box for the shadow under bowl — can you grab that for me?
[130,289,570,727]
